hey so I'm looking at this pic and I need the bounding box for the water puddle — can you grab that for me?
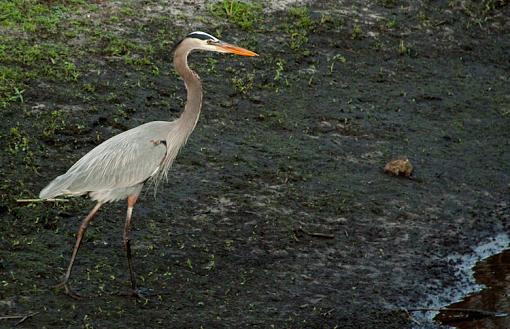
[411,234,510,328]
[435,248,510,328]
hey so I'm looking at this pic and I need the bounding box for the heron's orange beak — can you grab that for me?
[218,43,258,57]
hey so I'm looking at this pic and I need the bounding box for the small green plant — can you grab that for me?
[288,6,313,30]
[498,107,510,117]
[285,6,314,51]
[329,54,347,74]
[205,255,216,271]
[416,10,431,26]
[205,57,218,74]
[351,24,363,40]
[124,55,152,67]
[63,61,80,81]
[231,72,254,95]
[398,40,413,56]
[0,66,25,108]
[386,17,398,29]
[83,83,96,93]
[119,5,135,16]
[10,87,25,103]
[7,126,35,169]
[320,13,333,25]
[151,65,160,76]
[448,0,508,20]
[272,59,289,92]
[483,0,507,12]
[274,59,285,82]
[289,31,308,50]
[42,110,66,138]
[102,34,137,56]
[209,0,262,30]
[224,239,235,251]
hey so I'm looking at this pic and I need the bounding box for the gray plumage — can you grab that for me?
[40,34,207,203]
[38,31,257,298]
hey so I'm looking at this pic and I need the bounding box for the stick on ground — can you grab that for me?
[0,312,39,326]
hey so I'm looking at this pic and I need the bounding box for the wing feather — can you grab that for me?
[39,121,172,199]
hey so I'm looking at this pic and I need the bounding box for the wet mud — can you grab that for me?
[1,1,509,328]
[436,248,510,329]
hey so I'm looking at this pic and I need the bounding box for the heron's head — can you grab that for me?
[176,31,258,56]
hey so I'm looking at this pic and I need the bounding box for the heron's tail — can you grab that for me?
[39,174,72,199]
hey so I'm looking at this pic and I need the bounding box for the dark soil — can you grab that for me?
[1,1,509,328]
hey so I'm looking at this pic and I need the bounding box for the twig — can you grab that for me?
[296,227,334,239]
[0,312,39,326]
[16,198,68,203]
[15,312,39,326]
[406,308,507,317]
[401,308,421,325]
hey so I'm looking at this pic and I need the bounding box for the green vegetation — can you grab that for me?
[398,40,408,55]
[6,126,36,169]
[102,33,138,57]
[272,58,289,92]
[209,0,262,30]
[0,32,81,109]
[386,17,398,29]
[231,72,255,95]
[449,0,508,17]
[0,0,164,109]
[0,0,77,33]
[0,39,76,108]
[0,66,23,108]
[329,54,347,74]
[286,6,314,52]
[41,110,67,139]
[448,0,508,26]
[351,23,363,40]
[288,6,314,30]
[398,39,415,56]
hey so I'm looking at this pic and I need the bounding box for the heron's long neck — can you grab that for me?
[174,48,203,136]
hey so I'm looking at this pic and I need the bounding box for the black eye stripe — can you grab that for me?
[188,32,214,41]
[172,32,219,53]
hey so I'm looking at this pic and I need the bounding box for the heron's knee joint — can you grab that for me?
[150,139,167,146]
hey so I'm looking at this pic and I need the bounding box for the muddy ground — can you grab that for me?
[0,0,509,328]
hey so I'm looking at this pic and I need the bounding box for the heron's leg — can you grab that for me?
[123,194,140,297]
[56,202,103,299]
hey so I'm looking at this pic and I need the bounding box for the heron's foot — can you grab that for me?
[131,288,146,299]
[118,288,151,299]
[53,281,82,300]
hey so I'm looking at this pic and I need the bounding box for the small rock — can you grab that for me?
[250,247,265,256]
[271,249,289,258]
[326,217,348,224]
[319,121,332,129]
[384,157,413,177]
[318,121,334,132]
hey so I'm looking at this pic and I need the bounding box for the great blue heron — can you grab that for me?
[39,31,257,298]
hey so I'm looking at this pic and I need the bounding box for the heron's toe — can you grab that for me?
[54,282,83,300]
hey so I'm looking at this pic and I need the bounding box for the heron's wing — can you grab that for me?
[40,121,172,198]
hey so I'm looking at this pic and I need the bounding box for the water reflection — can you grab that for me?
[435,249,510,328]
